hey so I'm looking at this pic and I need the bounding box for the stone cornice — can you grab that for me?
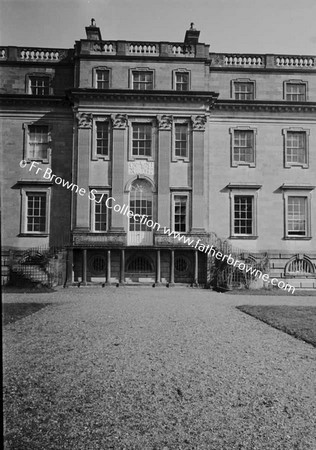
[68,89,219,106]
[0,94,71,107]
[215,100,316,113]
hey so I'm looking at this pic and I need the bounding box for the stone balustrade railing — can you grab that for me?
[275,55,315,68]
[0,47,71,62]
[19,48,68,61]
[224,54,265,66]
[129,43,159,55]
[92,41,116,53]
[81,40,202,57]
[1,45,314,68]
[0,48,7,59]
[211,53,316,69]
[172,44,195,57]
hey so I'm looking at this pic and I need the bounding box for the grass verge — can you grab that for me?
[227,288,316,296]
[2,303,51,325]
[237,305,316,347]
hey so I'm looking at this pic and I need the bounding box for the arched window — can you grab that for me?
[174,255,190,274]
[285,256,315,276]
[129,179,153,232]
[126,255,154,273]
[88,254,106,275]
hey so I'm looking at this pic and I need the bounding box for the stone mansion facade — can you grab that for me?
[1,22,315,287]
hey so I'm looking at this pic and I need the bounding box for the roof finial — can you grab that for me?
[91,18,96,27]
[190,22,196,30]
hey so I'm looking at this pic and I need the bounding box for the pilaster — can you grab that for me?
[76,113,92,230]
[191,115,207,231]
[157,115,172,227]
[111,114,128,231]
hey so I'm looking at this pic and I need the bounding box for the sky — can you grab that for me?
[0,0,316,55]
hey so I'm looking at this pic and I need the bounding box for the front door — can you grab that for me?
[128,179,153,246]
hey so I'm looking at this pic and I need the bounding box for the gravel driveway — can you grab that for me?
[3,287,316,450]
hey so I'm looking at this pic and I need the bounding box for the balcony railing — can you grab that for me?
[78,40,206,58]
[19,48,68,61]
[0,48,6,60]
[211,53,316,69]
[0,46,71,62]
[92,41,116,54]
[129,43,159,55]
[224,54,265,66]
[275,55,315,68]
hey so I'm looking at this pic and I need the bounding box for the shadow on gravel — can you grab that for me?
[2,303,51,325]
[237,305,316,347]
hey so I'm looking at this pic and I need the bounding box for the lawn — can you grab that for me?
[2,303,50,325]
[227,288,316,296]
[237,305,316,347]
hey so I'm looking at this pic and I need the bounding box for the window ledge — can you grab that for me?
[285,164,309,169]
[283,236,312,240]
[92,156,110,161]
[232,163,256,168]
[285,274,315,278]
[25,159,50,164]
[129,156,154,162]
[18,233,49,237]
[173,157,190,163]
[229,236,258,240]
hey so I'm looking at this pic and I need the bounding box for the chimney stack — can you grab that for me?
[184,23,200,44]
[85,18,102,40]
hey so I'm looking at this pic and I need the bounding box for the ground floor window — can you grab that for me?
[126,255,154,273]
[20,187,50,235]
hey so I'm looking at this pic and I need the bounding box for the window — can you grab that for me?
[126,255,154,273]
[233,80,255,100]
[287,197,307,236]
[91,192,108,232]
[234,196,253,235]
[174,124,189,159]
[29,76,50,95]
[175,72,189,91]
[27,125,50,161]
[230,128,256,167]
[282,185,313,239]
[93,67,111,89]
[96,69,110,89]
[228,184,261,239]
[27,192,47,232]
[88,254,106,275]
[96,122,109,156]
[20,187,50,236]
[129,180,153,232]
[174,255,190,274]
[173,194,189,233]
[285,82,307,101]
[285,256,315,277]
[132,123,152,157]
[283,128,309,168]
[132,71,153,90]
